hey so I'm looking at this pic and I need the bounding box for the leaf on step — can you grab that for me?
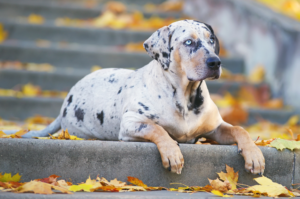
[217,165,239,190]
[127,176,148,188]
[208,178,232,192]
[0,173,21,182]
[69,184,93,192]
[28,14,44,24]
[35,175,60,185]
[248,65,265,83]
[18,181,71,194]
[269,138,300,151]
[247,176,294,197]
[211,190,232,197]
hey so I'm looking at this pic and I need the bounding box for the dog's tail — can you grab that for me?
[2,115,62,138]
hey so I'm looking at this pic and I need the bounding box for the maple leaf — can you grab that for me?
[269,138,300,151]
[18,181,71,194]
[211,190,232,197]
[247,176,294,197]
[208,178,232,192]
[0,173,21,182]
[217,165,239,190]
[69,184,93,192]
[127,176,148,188]
[0,130,29,138]
[36,174,60,185]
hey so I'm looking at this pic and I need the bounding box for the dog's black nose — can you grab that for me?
[206,57,221,70]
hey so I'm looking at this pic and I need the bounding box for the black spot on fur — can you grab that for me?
[158,95,161,99]
[183,30,186,32]
[138,124,147,132]
[130,86,134,88]
[114,103,116,106]
[172,85,176,97]
[67,95,73,106]
[155,53,159,60]
[144,43,148,49]
[157,30,160,37]
[176,101,183,113]
[108,74,116,83]
[138,109,144,114]
[203,47,209,54]
[163,38,166,44]
[192,39,203,53]
[117,87,122,94]
[138,102,149,111]
[111,116,114,119]
[97,111,104,125]
[63,108,67,117]
[162,52,169,58]
[146,114,159,120]
[188,83,204,114]
[169,46,174,52]
[175,38,178,41]
[75,108,85,122]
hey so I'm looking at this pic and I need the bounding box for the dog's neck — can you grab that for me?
[151,60,202,115]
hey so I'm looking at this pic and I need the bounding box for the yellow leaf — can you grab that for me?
[69,184,93,192]
[91,65,102,72]
[0,23,8,43]
[218,165,239,190]
[286,115,299,126]
[0,130,6,137]
[0,173,21,182]
[211,190,232,197]
[28,14,44,24]
[248,65,265,83]
[247,176,293,197]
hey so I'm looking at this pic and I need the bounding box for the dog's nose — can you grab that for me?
[206,57,221,70]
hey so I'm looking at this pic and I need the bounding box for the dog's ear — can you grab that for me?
[143,26,174,70]
[203,23,220,55]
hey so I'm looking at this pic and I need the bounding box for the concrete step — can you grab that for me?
[0,0,182,20]
[0,69,250,97]
[0,96,295,123]
[0,41,245,73]
[0,139,298,189]
[1,19,152,46]
[0,0,167,7]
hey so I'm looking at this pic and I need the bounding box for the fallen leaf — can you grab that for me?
[269,138,300,151]
[247,176,294,197]
[0,23,8,43]
[248,65,265,83]
[69,184,93,192]
[28,14,44,24]
[0,173,21,182]
[211,190,232,197]
[127,176,148,188]
[208,178,232,192]
[217,165,238,190]
[18,181,71,194]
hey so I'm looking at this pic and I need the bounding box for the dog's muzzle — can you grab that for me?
[206,56,221,79]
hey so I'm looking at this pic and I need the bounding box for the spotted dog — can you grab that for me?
[9,20,265,175]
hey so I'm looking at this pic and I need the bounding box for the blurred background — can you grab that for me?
[0,0,299,141]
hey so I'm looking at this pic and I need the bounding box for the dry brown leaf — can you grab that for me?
[217,165,239,190]
[208,178,232,192]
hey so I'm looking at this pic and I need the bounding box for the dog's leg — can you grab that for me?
[120,112,184,174]
[205,122,265,175]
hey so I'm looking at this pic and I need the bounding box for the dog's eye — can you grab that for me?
[210,37,215,44]
[185,40,192,45]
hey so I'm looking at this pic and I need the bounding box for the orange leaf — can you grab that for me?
[208,178,232,192]
[127,177,148,188]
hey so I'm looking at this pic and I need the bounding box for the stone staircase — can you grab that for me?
[0,0,295,123]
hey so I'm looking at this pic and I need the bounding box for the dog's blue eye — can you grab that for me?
[210,38,214,44]
[185,40,192,45]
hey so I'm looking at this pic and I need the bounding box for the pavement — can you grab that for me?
[0,190,284,199]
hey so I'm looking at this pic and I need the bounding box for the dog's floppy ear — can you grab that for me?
[143,26,174,70]
[203,23,220,55]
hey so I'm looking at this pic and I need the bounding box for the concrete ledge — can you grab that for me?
[0,139,298,189]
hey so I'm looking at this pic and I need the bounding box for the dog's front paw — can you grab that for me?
[238,143,265,175]
[157,141,184,174]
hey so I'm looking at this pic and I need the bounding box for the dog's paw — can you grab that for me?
[238,143,265,175]
[157,141,184,174]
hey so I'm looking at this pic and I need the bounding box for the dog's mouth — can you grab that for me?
[188,68,221,82]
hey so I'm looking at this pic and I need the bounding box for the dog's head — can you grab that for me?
[143,20,221,81]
